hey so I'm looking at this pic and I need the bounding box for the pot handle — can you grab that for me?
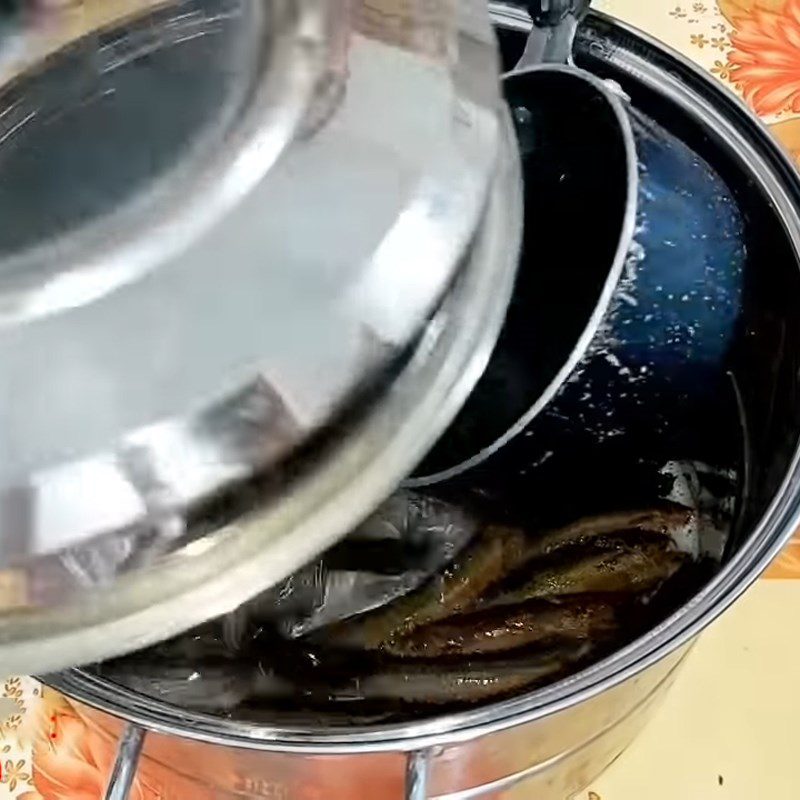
[405,750,430,800]
[516,0,591,68]
[104,723,146,800]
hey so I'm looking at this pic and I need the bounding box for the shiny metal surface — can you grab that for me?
[48,11,800,800]
[0,1,520,672]
[0,0,331,322]
[0,94,521,677]
[515,0,589,67]
[103,724,146,800]
[61,647,690,800]
[406,750,431,800]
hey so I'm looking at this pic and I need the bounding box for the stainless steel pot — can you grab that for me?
[47,8,800,800]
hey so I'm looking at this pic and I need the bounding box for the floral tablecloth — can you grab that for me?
[1,0,800,798]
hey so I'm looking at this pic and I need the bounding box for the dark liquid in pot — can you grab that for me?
[94,487,730,724]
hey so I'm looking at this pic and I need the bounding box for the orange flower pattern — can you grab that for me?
[2,759,30,793]
[728,0,800,115]
[718,0,786,25]
[24,689,157,800]
[22,689,247,800]
[765,534,800,578]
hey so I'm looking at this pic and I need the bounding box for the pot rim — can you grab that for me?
[407,63,639,488]
[48,10,800,754]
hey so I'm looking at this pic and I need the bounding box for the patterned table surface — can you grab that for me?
[0,0,799,798]
[576,3,800,798]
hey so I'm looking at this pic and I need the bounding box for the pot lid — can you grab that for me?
[0,0,517,673]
